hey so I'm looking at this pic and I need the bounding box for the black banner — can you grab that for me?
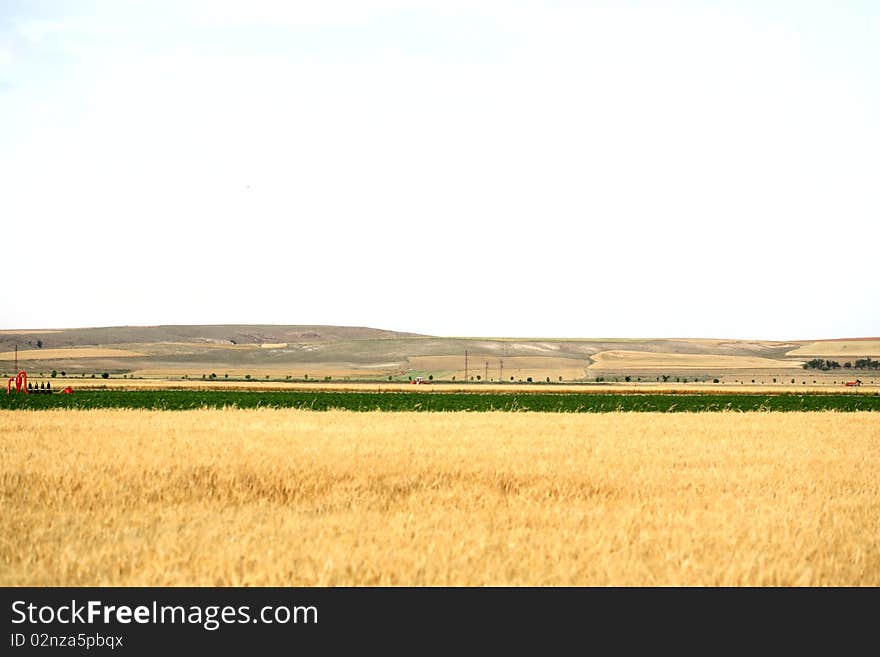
[1,587,873,653]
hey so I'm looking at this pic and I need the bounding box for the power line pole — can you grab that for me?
[484,361,488,382]
[464,350,468,382]
[499,359,503,383]
[14,344,18,373]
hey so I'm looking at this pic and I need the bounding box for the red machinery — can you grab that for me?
[6,371,28,394]
[844,380,862,387]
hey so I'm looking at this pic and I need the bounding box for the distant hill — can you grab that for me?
[1,325,878,383]
[0,324,424,349]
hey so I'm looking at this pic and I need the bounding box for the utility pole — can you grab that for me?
[464,350,468,382]
[484,361,488,382]
[14,344,17,374]
[499,359,503,383]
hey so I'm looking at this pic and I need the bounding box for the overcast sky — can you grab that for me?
[1,1,878,339]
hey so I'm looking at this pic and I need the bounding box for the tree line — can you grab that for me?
[803,357,880,371]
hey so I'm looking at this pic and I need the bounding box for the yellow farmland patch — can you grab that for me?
[0,347,144,361]
[589,350,798,370]
[0,329,62,335]
[786,340,880,357]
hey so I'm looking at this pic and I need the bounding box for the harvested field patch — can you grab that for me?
[0,347,144,361]
[408,355,586,380]
[0,329,62,335]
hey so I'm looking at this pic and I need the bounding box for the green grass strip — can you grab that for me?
[1,391,878,412]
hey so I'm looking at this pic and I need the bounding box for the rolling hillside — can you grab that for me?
[1,326,877,383]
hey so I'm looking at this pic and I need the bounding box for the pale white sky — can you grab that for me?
[1,1,878,339]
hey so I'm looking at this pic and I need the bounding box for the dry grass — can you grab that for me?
[2,410,878,586]
[786,340,880,357]
[589,350,799,370]
[0,347,144,361]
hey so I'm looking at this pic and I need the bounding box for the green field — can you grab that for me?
[2,390,878,412]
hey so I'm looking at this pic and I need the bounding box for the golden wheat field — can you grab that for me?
[1,409,878,586]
